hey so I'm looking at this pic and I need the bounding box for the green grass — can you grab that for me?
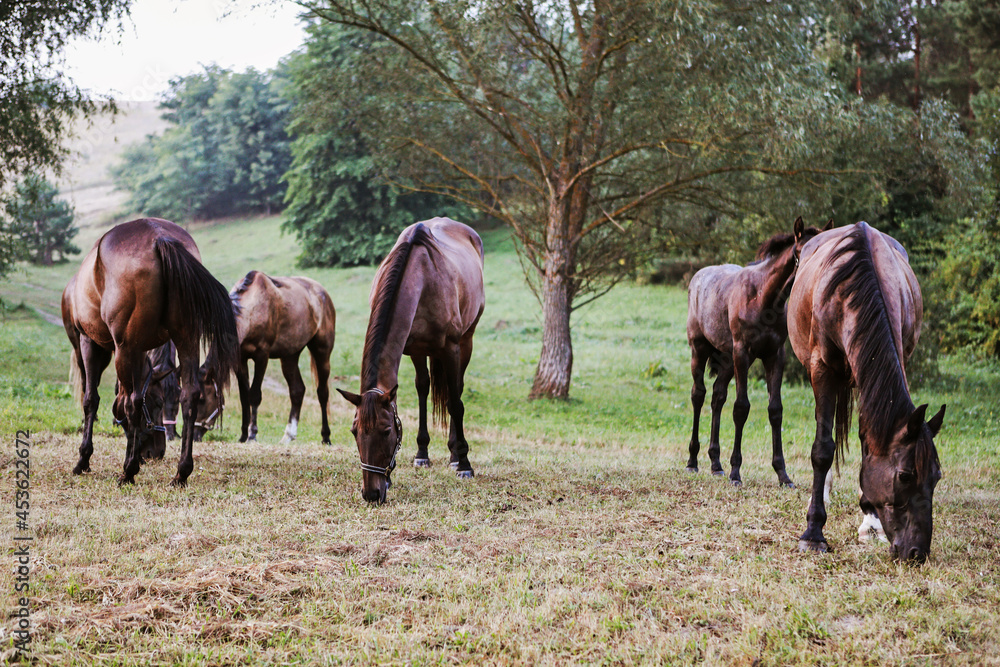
[1,214,999,665]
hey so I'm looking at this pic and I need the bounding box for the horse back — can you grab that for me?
[788,222,921,374]
[686,264,741,352]
[375,218,485,346]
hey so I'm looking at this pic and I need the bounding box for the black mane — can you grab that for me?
[360,223,434,393]
[822,225,916,456]
[755,232,795,262]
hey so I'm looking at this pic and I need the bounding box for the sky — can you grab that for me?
[64,0,307,101]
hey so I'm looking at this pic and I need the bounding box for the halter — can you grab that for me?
[115,362,168,433]
[358,388,403,479]
[193,380,222,431]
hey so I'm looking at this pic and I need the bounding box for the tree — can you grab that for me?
[111,66,293,220]
[283,21,468,267]
[0,1,132,277]
[4,174,79,266]
[296,0,907,398]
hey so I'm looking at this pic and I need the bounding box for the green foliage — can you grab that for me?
[111,65,292,221]
[0,0,131,279]
[3,173,79,265]
[282,22,464,267]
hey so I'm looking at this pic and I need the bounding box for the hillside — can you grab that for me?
[56,100,169,229]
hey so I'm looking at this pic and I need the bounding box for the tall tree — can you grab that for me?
[282,21,465,267]
[112,66,293,220]
[296,0,901,398]
[4,173,79,266]
[0,1,131,277]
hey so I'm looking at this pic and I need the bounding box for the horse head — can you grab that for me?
[193,365,224,441]
[337,385,402,505]
[860,403,945,564]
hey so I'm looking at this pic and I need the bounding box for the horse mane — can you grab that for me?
[229,270,259,313]
[822,225,918,459]
[360,223,435,393]
[755,232,795,262]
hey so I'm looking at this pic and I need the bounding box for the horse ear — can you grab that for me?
[927,404,946,437]
[337,388,362,407]
[907,404,929,438]
[823,219,834,231]
[151,364,173,383]
[388,384,398,402]
[793,216,804,240]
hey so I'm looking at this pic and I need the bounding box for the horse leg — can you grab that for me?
[763,348,794,488]
[708,357,734,476]
[117,347,148,486]
[247,355,269,442]
[686,339,710,473]
[443,339,474,478]
[73,335,112,475]
[729,344,752,487]
[236,358,251,442]
[307,339,333,445]
[279,354,305,444]
[411,354,432,467]
[171,341,201,487]
[800,364,838,553]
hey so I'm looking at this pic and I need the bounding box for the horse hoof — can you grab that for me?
[781,481,796,489]
[711,470,725,477]
[685,466,698,473]
[117,475,135,487]
[169,476,188,488]
[413,458,431,468]
[72,464,89,475]
[730,479,743,488]
[456,469,474,479]
[279,436,293,446]
[449,461,459,470]
[798,539,832,554]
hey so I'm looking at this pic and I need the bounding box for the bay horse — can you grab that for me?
[337,217,485,504]
[193,271,336,445]
[61,218,239,486]
[685,217,829,487]
[788,221,945,563]
[146,340,179,446]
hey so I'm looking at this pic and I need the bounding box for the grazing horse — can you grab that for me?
[338,217,485,504]
[193,271,336,445]
[685,217,829,487]
[61,218,238,486]
[147,340,180,444]
[788,222,945,563]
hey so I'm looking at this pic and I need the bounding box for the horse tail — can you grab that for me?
[155,238,239,393]
[429,357,449,429]
[834,384,855,472]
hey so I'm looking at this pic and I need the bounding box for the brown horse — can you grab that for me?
[788,222,945,563]
[193,271,336,445]
[685,217,829,487]
[146,340,180,446]
[61,218,238,486]
[338,218,485,504]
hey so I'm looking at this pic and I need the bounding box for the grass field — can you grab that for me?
[1,214,999,665]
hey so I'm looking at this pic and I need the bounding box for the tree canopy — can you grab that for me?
[295,0,960,398]
[0,0,131,279]
[4,173,79,266]
[111,65,293,221]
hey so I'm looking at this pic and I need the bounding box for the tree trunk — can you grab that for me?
[530,251,574,399]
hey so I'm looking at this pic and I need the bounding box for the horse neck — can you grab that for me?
[361,278,423,393]
[755,247,797,310]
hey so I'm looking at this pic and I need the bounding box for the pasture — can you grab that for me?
[2,214,999,665]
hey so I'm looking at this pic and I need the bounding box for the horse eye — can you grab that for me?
[383,427,393,438]
[898,471,915,485]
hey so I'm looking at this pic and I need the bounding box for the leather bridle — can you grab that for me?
[358,387,403,479]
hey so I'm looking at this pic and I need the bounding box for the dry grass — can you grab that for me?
[3,421,1000,665]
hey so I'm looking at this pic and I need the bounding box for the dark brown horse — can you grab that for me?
[146,340,180,446]
[788,222,945,563]
[61,218,238,486]
[685,218,829,487]
[338,218,485,504]
[193,271,336,445]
